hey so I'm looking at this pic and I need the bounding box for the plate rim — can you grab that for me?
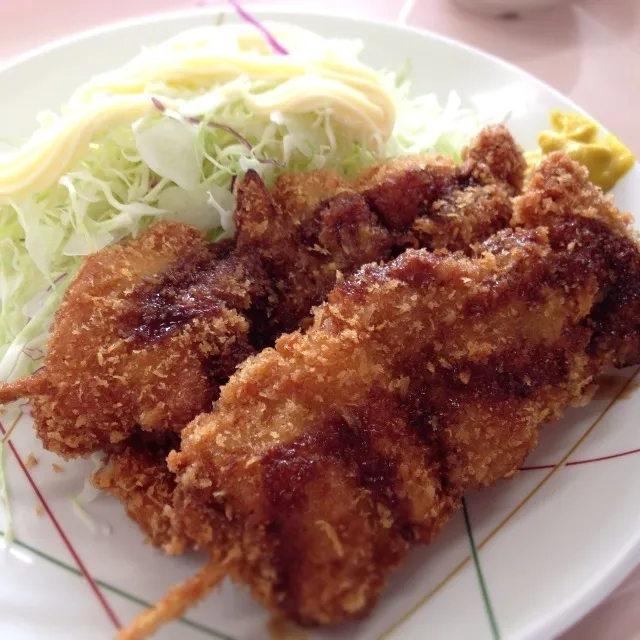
[0,5,638,639]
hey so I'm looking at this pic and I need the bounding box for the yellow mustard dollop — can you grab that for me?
[527,110,635,191]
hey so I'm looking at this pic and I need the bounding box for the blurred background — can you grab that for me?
[1,1,639,638]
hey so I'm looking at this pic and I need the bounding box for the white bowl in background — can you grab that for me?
[453,0,573,16]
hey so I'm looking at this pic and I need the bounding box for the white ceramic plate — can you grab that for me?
[1,8,639,640]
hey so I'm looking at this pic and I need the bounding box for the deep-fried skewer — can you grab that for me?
[0,125,522,461]
[117,153,640,635]
[87,126,524,552]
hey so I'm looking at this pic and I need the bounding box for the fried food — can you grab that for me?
[0,126,524,552]
[514,151,640,368]
[96,138,520,548]
[0,223,263,455]
[0,125,523,459]
[235,172,393,341]
[465,123,527,195]
[92,431,179,549]
[117,153,640,637]
[240,124,520,338]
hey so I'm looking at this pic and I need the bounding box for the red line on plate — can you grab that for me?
[520,447,640,471]
[0,420,121,629]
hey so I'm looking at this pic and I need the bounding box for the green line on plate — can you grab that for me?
[462,498,501,640]
[0,529,233,640]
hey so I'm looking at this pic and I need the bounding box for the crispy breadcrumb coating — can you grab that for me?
[0,223,258,456]
[92,431,180,550]
[0,126,526,548]
[150,154,640,632]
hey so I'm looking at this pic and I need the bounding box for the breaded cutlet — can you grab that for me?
[117,153,640,638]
[0,126,526,550]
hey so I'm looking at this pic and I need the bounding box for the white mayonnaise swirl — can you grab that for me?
[0,23,397,197]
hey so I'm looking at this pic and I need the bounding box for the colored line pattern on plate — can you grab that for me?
[0,528,233,639]
[0,418,122,629]
[463,497,500,639]
[379,365,640,639]
[520,446,640,471]
[4,373,637,639]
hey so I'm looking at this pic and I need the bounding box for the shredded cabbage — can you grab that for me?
[0,29,503,385]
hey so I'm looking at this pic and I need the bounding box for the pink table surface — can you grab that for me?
[1,1,639,638]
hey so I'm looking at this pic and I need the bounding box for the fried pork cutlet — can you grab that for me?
[0,126,524,553]
[0,125,524,459]
[0,223,263,454]
[117,154,640,638]
[240,124,520,339]
[92,431,179,549]
[100,127,521,550]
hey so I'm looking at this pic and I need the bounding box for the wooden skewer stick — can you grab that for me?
[117,548,240,640]
[0,370,50,404]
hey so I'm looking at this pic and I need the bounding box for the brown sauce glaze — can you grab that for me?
[362,166,464,230]
[446,346,572,401]
[543,219,640,366]
[262,405,414,618]
[263,437,320,620]
[121,165,509,350]
[402,341,578,498]
[122,241,270,344]
[263,416,408,529]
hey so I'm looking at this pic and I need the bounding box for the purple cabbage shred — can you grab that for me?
[229,0,289,55]
[151,97,166,112]
[187,115,284,168]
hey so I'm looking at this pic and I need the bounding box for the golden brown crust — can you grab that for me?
[465,124,528,195]
[170,155,640,626]
[92,438,178,549]
[29,222,255,456]
[513,150,635,234]
[271,168,350,228]
[0,126,528,553]
[401,183,513,252]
